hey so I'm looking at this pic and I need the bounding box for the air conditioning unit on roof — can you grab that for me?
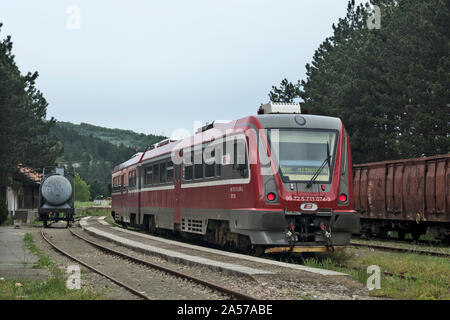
[258,102,301,114]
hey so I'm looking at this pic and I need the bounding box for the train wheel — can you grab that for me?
[364,229,373,239]
[377,229,388,240]
[43,220,48,228]
[251,246,265,257]
[412,230,421,241]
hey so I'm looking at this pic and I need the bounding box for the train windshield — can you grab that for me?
[269,129,338,183]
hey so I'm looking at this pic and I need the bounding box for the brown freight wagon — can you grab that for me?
[353,154,449,242]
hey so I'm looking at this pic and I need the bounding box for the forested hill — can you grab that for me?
[57,121,166,150]
[49,123,165,200]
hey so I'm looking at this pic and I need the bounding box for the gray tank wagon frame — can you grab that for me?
[38,167,75,228]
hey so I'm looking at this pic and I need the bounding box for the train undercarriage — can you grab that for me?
[359,218,450,243]
[113,211,354,255]
[39,210,74,228]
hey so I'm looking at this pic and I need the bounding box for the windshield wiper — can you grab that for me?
[306,142,331,188]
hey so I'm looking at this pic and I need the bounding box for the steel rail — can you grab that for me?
[40,228,152,300]
[349,242,450,258]
[352,235,443,246]
[68,228,256,300]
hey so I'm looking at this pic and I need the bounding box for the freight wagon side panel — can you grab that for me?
[353,154,449,224]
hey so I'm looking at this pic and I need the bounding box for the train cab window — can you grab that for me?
[269,129,338,183]
[167,160,174,182]
[160,162,167,183]
[153,164,160,184]
[144,166,153,186]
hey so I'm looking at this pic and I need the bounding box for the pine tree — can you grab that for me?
[0,23,62,188]
[268,78,301,103]
[270,0,450,163]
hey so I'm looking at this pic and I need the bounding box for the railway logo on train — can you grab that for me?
[110,102,360,255]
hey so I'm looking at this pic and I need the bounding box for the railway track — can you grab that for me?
[352,235,444,246]
[349,241,450,258]
[40,227,151,299]
[41,226,255,300]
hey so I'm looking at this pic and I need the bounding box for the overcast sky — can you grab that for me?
[0,1,365,137]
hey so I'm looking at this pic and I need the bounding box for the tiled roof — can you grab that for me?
[18,165,42,183]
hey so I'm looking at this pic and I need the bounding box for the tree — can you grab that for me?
[270,0,450,163]
[50,124,136,199]
[75,174,91,202]
[0,23,62,189]
[269,78,301,103]
[0,196,7,225]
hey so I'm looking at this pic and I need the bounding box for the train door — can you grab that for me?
[128,167,139,225]
[120,172,125,219]
[174,163,182,225]
[137,166,141,224]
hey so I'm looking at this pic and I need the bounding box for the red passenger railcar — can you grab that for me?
[111,103,359,254]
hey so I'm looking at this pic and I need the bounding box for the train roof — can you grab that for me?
[113,113,344,171]
[254,114,342,130]
[113,152,143,173]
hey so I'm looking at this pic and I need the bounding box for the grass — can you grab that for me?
[1,215,14,226]
[75,207,118,227]
[0,233,102,300]
[75,201,98,208]
[299,248,450,300]
[78,209,111,217]
[0,277,102,300]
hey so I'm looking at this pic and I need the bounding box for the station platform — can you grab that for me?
[79,217,347,278]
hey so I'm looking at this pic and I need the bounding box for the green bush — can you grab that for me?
[75,174,91,202]
[0,196,8,225]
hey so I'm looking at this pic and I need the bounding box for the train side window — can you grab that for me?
[153,164,160,184]
[234,139,248,178]
[205,149,215,178]
[184,165,193,180]
[144,166,153,186]
[194,148,204,180]
[216,141,225,177]
[167,160,174,182]
[121,174,125,191]
[112,177,119,192]
[160,162,167,183]
[129,171,134,188]
[184,151,194,181]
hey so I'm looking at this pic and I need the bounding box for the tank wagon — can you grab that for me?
[111,102,359,254]
[38,167,75,227]
[353,154,450,242]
